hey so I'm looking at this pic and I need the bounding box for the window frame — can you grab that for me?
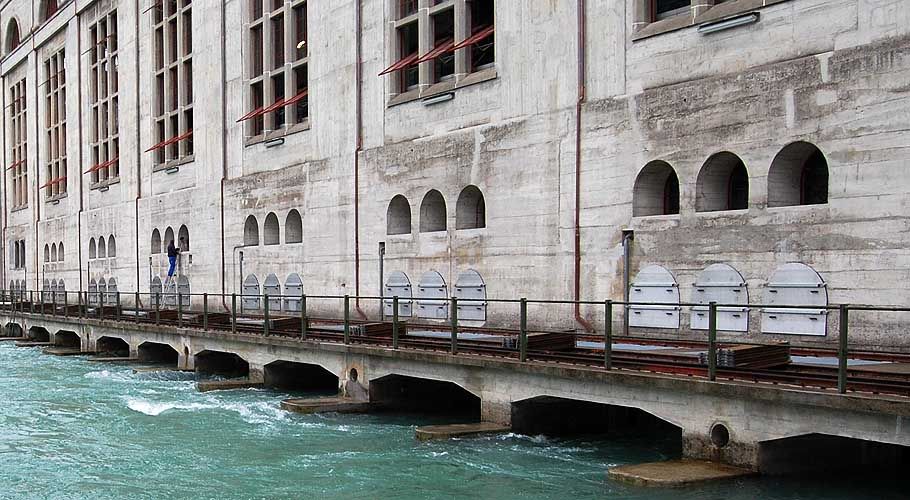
[8,79,28,209]
[151,0,194,169]
[43,49,67,200]
[88,8,120,188]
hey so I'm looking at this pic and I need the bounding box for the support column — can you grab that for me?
[682,428,758,470]
[248,363,265,383]
[481,398,512,426]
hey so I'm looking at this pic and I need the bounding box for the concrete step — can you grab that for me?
[280,397,374,415]
[608,459,755,487]
[14,341,53,347]
[197,379,264,393]
[415,422,511,441]
[43,347,89,356]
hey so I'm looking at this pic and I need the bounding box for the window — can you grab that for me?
[44,50,67,199]
[696,152,749,212]
[455,186,485,229]
[244,215,260,246]
[768,142,829,207]
[51,243,58,262]
[285,209,302,243]
[387,195,411,235]
[59,241,64,261]
[420,190,447,233]
[151,0,193,165]
[40,0,64,23]
[164,227,175,249]
[108,235,116,257]
[382,0,494,94]
[5,20,20,54]
[652,0,690,21]
[178,224,190,250]
[151,228,162,254]
[241,0,308,137]
[633,161,680,216]
[9,79,28,209]
[89,238,97,259]
[98,236,106,258]
[88,9,120,184]
[263,212,279,245]
[44,244,50,263]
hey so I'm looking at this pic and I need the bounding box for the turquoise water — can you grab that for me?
[0,343,906,500]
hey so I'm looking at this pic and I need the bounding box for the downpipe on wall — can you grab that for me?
[573,0,594,333]
[353,0,367,319]
[622,230,634,336]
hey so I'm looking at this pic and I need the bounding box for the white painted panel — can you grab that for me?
[454,269,486,322]
[629,265,680,329]
[284,273,303,312]
[384,271,413,317]
[263,274,281,311]
[177,276,190,308]
[761,263,828,336]
[243,275,261,311]
[690,264,749,332]
[416,270,448,320]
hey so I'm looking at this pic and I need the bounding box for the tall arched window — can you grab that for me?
[263,213,280,245]
[178,225,190,251]
[455,186,486,229]
[108,235,116,257]
[58,242,64,262]
[768,142,829,207]
[97,236,106,258]
[387,195,412,235]
[40,0,60,22]
[244,215,259,246]
[51,243,58,262]
[419,190,447,233]
[44,244,50,263]
[5,19,20,54]
[151,229,162,254]
[285,210,303,244]
[89,238,97,259]
[633,161,680,216]
[164,227,175,250]
[696,152,749,212]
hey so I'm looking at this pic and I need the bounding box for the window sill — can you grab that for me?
[631,213,681,221]
[10,205,28,213]
[632,0,789,41]
[90,177,120,191]
[766,202,829,212]
[44,193,68,203]
[387,67,498,108]
[695,208,750,216]
[245,121,311,147]
[153,155,195,173]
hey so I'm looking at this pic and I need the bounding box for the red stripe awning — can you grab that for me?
[379,51,419,76]
[84,156,119,175]
[39,176,67,189]
[261,97,288,114]
[415,38,455,64]
[236,106,266,123]
[284,89,309,105]
[144,130,193,153]
[452,25,495,51]
[6,159,25,171]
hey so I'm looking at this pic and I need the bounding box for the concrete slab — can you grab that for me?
[43,347,88,356]
[88,356,139,362]
[415,422,511,441]
[14,341,53,347]
[280,397,374,415]
[0,337,23,342]
[196,379,264,393]
[608,459,754,488]
[132,366,182,373]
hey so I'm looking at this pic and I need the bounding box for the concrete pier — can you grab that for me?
[415,422,511,441]
[280,397,375,415]
[608,460,754,487]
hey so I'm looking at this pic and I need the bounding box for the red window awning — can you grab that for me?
[144,130,193,153]
[284,88,309,106]
[6,159,25,171]
[237,90,308,123]
[415,38,455,64]
[237,106,265,123]
[452,25,494,51]
[379,51,419,76]
[83,156,119,175]
[39,176,67,189]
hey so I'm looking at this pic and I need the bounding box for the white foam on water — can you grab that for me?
[126,399,214,416]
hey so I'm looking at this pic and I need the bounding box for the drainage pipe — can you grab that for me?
[33,42,40,291]
[622,230,634,336]
[220,0,230,312]
[573,0,594,333]
[353,0,367,319]
[134,0,143,306]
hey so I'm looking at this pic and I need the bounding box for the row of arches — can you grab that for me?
[150,275,190,307]
[633,142,829,216]
[151,225,190,254]
[7,280,25,299]
[4,2,71,55]
[241,273,303,311]
[387,186,486,235]
[40,279,67,301]
[243,210,302,246]
[43,241,65,263]
[10,240,26,269]
[89,235,117,259]
[384,269,487,322]
[88,277,119,305]
[629,262,828,336]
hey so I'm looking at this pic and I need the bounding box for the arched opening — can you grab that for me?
[96,336,130,357]
[759,434,910,476]
[242,274,261,311]
[263,273,281,311]
[51,243,58,262]
[285,210,302,243]
[387,195,412,235]
[633,161,680,216]
[195,350,250,379]
[4,322,23,338]
[5,19,21,54]
[419,190,447,233]
[178,225,190,251]
[27,327,51,343]
[58,242,64,261]
[243,215,259,246]
[151,229,162,254]
[629,265,680,329]
[138,342,179,366]
[283,273,303,311]
[762,263,828,336]
[40,0,61,22]
[416,270,448,320]
[107,235,116,258]
[54,331,80,349]
[696,152,749,212]
[164,227,175,250]
[454,269,486,322]
[511,396,682,448]
[88,238,97,259]
[370,374,480,419]
[44,244,50,263]
[264,361,338,393]
[455,185,486,229]
[98,237,107,258]
[263,213,280,245]
[768,142,829,207]
[690,263,749,332]
[383,271,413,317]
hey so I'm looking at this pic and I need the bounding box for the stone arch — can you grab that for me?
[151,228,162,254]
[5,18,21,54]
[455,185,486,229]
[768,142,829,207]
[419,190,447,233]
[264,360,339,392]
[164,227,175,249]
[633,160,680,216]
[96,336,130,357]
[89,238,96,259]
[97,236,106,258]
[368,373,480,417]
[263,273,281,311]
[178,224,190,251]
[243,215,259,246]
[52,243,58,262]
[696,152,749,212]
[386,195,411,235]
[108,235,116,257]
[510,395,683,439]
[44,244,50,263]
[263,213,280,245]
[285,210,302,244]
[138,341,180,365]
[243,274,261,310]
[58,241,64,261]
[762,262,828,336]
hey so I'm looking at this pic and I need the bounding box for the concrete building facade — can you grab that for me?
[2,0,910,348]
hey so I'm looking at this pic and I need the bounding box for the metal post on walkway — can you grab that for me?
[29,291,34,314]
[343,295,351,344]
[519,298,528,362]
[116,292,122,321]
[392,296,399,350]
[78,291,84,319]
[177,294,184,328]
[604,300,613,370]
[203,293,209,331]
[134,292,140,324]
[838,304,849,394]
[263,295,270,336]
[450,297,458,355]
[64,291,68,319]
[231,293,237,335]
[300,294,308,340]
[52,291,57,317]
[99,293,105,321]
[708,301,718,382]
[155,293,161,325]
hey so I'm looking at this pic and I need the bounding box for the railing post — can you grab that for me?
[52,291,57,317]
[392,296,399,350]
[708,301,718,382]
[99,292,104,321]
[450,297,458,355]
[63,291,68,319]
[116,292,122,321]
[263,294,271,336]
[838,304,849,394]
[177,294,183,328]
[79,291,84,319]
[29,291,34,314]
[300,294,308,340]
[604,300,613,370]
[231,293,237,334]
[519,298,528,362]
[134,292,140,324]
[343,295,351,344]
[203,293,209,331]
[155,292,161,325]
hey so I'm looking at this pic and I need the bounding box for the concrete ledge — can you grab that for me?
[415,422,511,441]
[280,397,374,415]
[89,356,139,362]
[196,379,264,393]
[608,459,755,487]
[0,336,23,342]
[43,347,89,356]
[14,341,53,347]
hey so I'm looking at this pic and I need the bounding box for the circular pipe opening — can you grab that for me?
[711,423,730,448]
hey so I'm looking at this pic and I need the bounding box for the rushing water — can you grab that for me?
[0,343,906,500]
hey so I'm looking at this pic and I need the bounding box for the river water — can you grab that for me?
[0,343,905,499]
